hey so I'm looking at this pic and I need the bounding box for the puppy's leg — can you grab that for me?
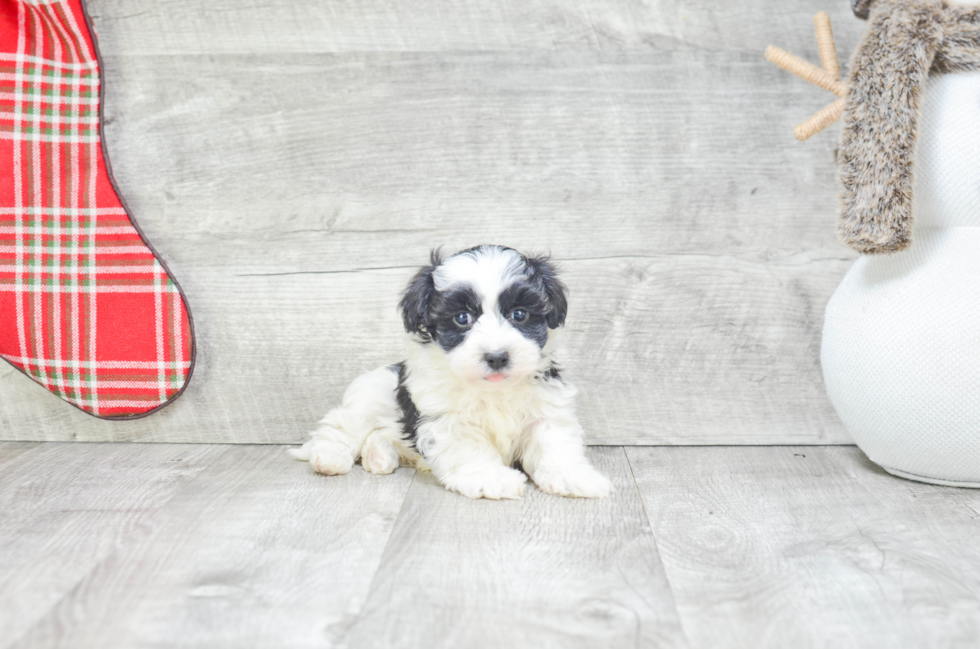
[290,365,400,476]
[360,432,400,475]
[521,418,612,499]
[290,406,365,476]
[421,419,527,500]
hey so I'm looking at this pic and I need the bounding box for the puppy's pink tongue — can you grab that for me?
[485,373,507,383]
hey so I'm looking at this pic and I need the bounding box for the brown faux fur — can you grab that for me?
[839,0,980,253]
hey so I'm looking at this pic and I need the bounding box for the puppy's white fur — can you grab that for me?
[291,246,612,500]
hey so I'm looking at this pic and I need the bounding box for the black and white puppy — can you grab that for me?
[291,245,612,500]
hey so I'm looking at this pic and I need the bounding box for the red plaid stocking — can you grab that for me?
[0,0,193,418]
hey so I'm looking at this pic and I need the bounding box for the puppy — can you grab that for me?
[291,245,612,500]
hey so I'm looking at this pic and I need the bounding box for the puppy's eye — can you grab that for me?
[510,309,528,323]
[454,312,473,326]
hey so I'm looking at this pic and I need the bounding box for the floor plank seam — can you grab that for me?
[1,444,233,649]
[587,443,860,449]
[327,466,419,647]
[622,448,693,649]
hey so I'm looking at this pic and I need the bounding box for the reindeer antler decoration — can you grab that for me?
[765,12,848,141]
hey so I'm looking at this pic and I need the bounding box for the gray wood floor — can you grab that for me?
[4,442,980,648]
[1,0,865,445]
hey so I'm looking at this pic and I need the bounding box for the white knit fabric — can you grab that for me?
[822,72,980,485]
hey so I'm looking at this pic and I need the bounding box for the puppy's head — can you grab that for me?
[400,245,567,386]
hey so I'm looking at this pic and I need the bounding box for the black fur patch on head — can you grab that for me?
[520,254,568,330]
[450,243,517,259]
[428,285,483,351]
[399,249,443,342]
[391,362,423,452]
[498,281,552,348]
[401,246,567,350]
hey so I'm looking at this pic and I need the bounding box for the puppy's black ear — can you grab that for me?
[525,254,568,329]
[399,248,443,341]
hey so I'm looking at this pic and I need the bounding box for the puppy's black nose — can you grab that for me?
[484,351,510,371]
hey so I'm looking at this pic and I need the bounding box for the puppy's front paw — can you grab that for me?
[301,440,355,476]
[444,466,527,500]
[532,463,613,498]
[360,433,400,475]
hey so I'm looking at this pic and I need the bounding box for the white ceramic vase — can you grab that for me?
[822,71,980,486]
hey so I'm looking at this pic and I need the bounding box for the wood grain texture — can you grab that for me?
[0,251,852,444]
[8,445,415,649]
[83,0,865,54]
[626,446,980,648]
[0,443,225,648]
[340,447,688,649]
[0,0,864,443]
[0,442,39,472]
[7,442,980,647]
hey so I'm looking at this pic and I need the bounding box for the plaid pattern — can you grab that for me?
[0,0,192,418]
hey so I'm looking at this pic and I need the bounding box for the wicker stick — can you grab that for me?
[814,11,839,80]
[765,46,848,97]
[765,12,848,141]
[794,97,845,141]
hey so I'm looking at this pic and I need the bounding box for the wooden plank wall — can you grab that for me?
[0,0,866,444]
